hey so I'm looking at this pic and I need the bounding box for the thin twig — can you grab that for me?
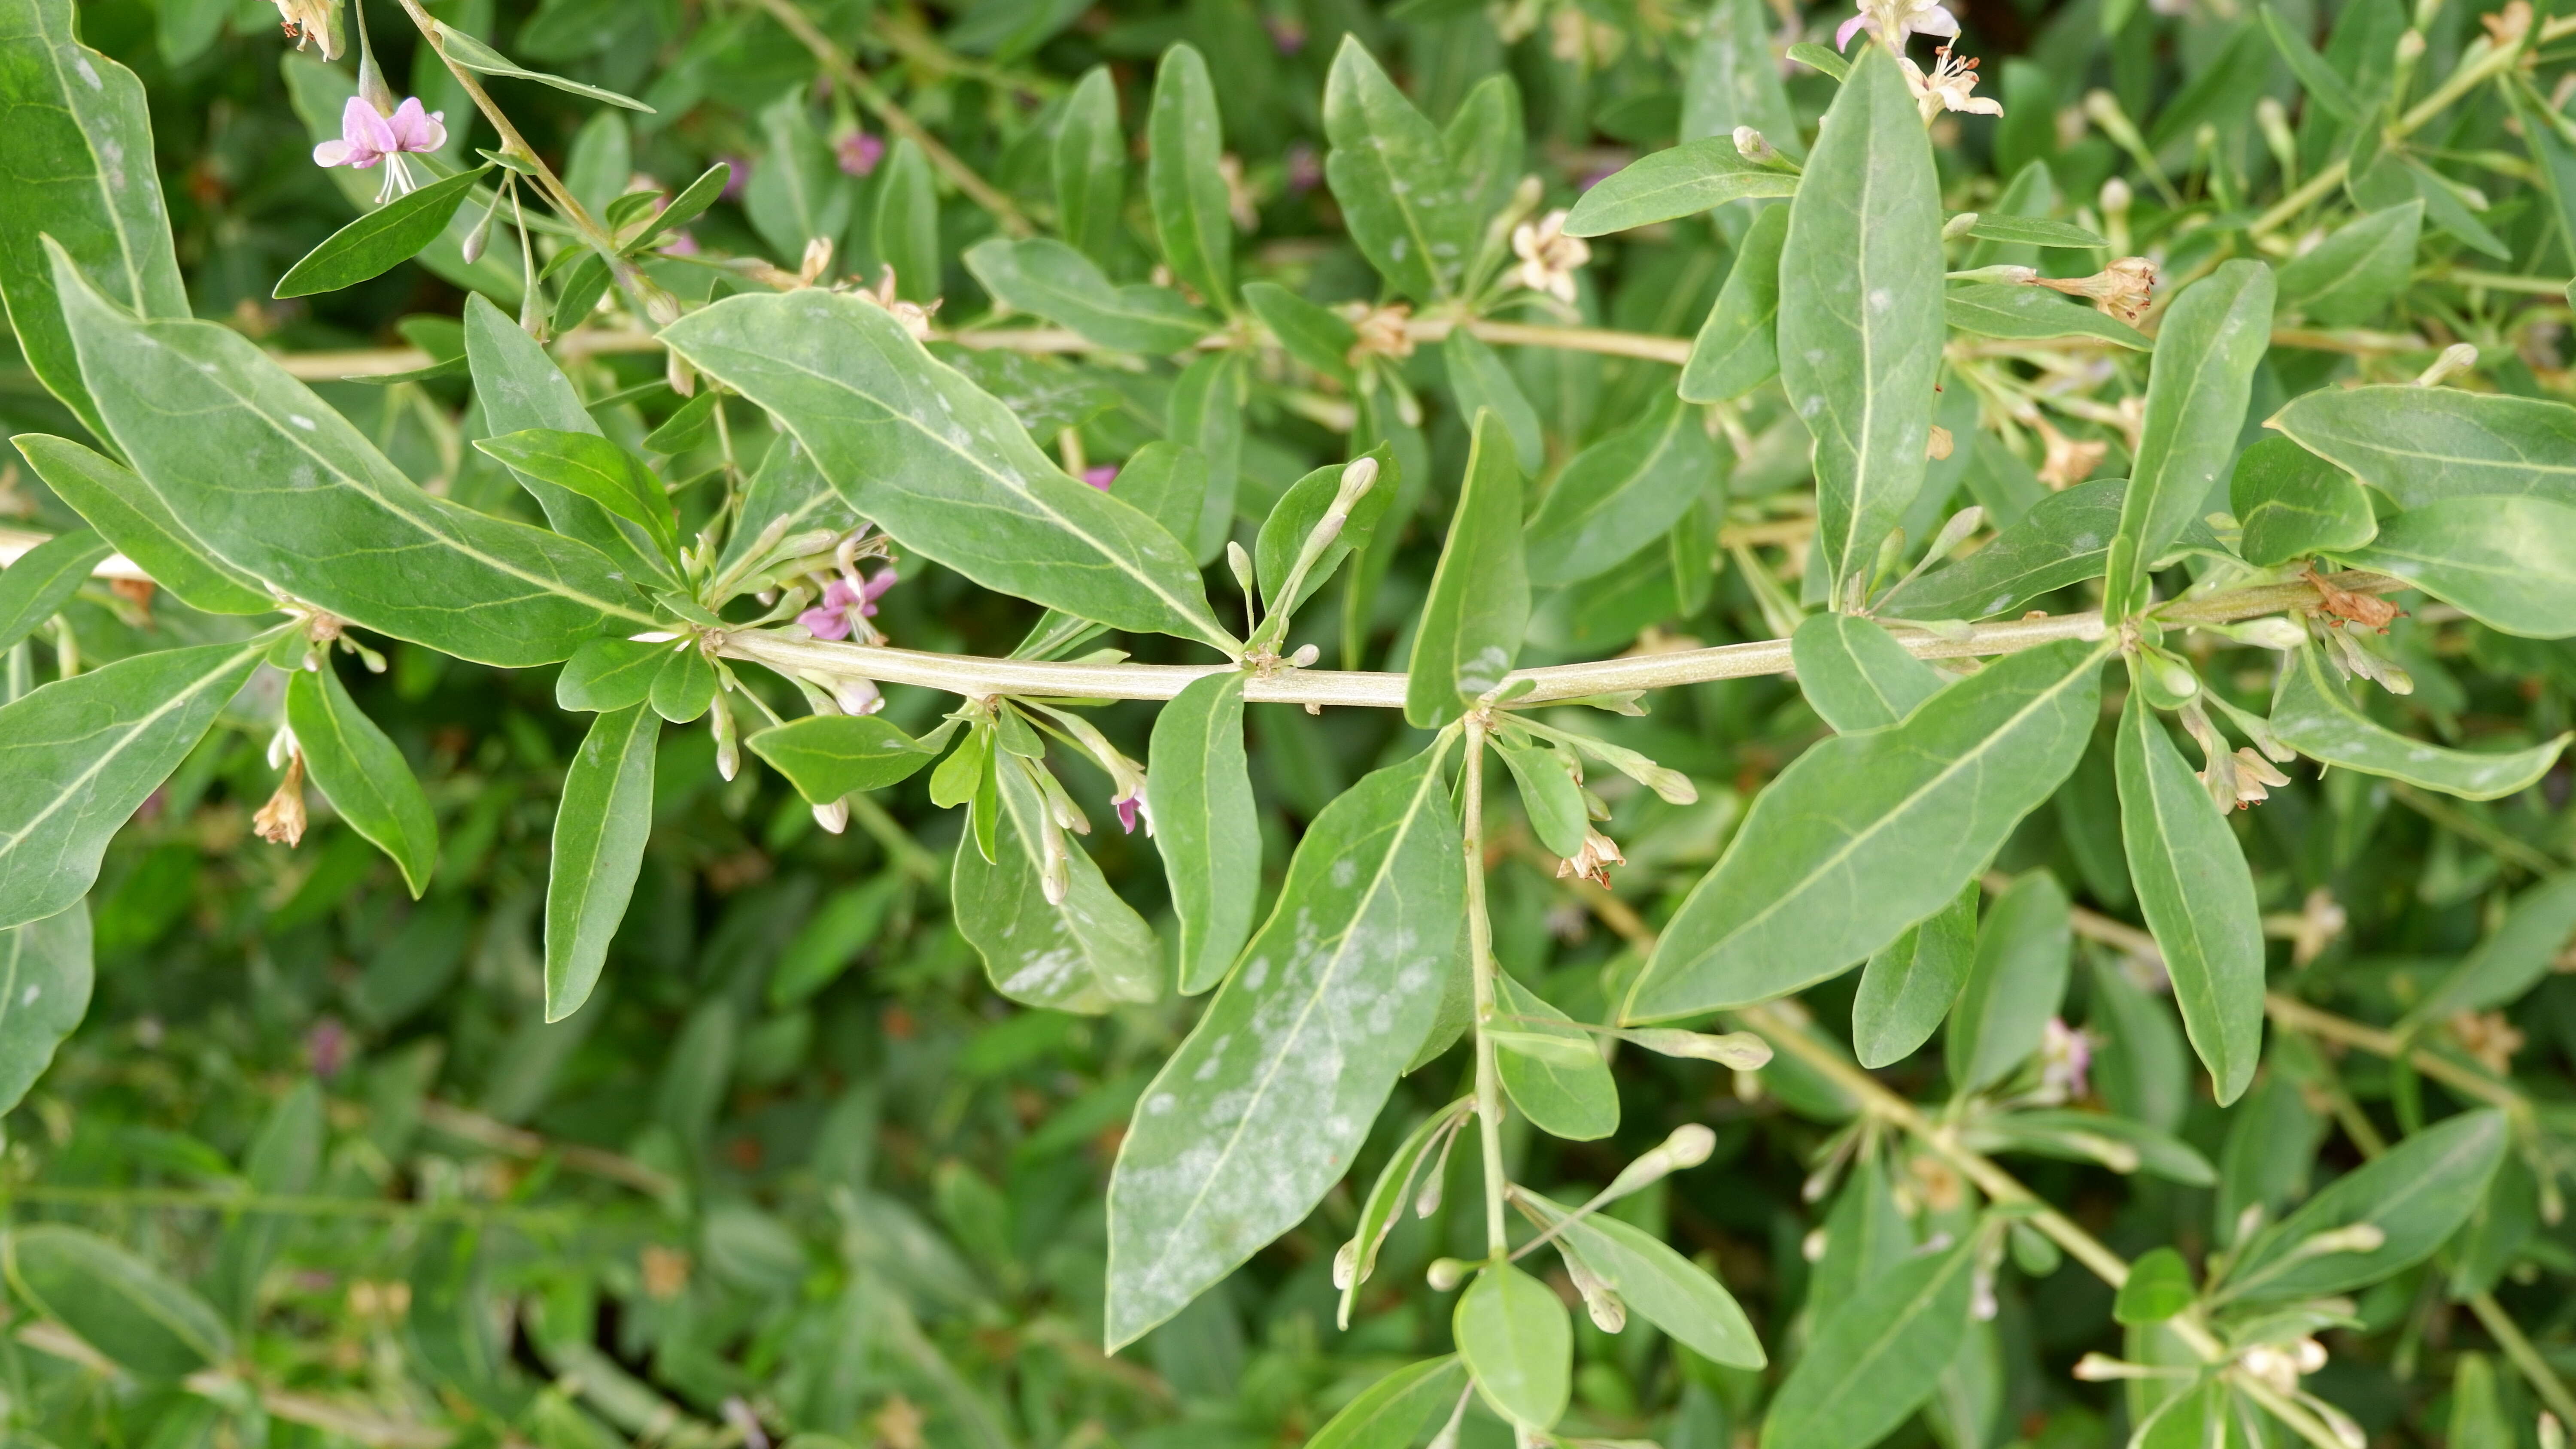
[416,1099,679,1198]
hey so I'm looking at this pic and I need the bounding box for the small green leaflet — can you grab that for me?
[2114,1247,2196,1323]
[1808,1155,1914,1322]
[2408,874,2576,1023]
[647,646,714,724]
[0,529,109,653]
[9,435,273,616]
[1053,67,1126,268]
[1679,202,1789,406]
[2255,3,2364,124]
[1109,442,1209,550]
[0,900,89,1116]
[1881,477,2124,622]
[1943,284,2148,349]
[963,238,1214,355]
[1441,330,1545,476]
[1625,640,2103,1021]
[1146,44,1233,312]
[287,661,439,898]
[1789,613,1945,733]
[2230,435,2376,567]
[1951,212,2109,249]
[1254,449,1397,622]
[1967,1109,2216,1185]
[2117,693,2265,1105]
[1492,972,1618,1140]
[2270,641,2569,800]
[0,636,269,932]
[3,1225,230,1382]
[274,165,491,298]
[1561,139,1799,236]
[1850,882,1976,1068]
[1324,37,1471,301]
[428,18,653,111]
[1493,732,1586,860]
[1406,412,1530,728]
[747,715,942,803]
[1945,870,2072,1093]
[1105,744,1462,1349]
[1166,354,1245,564]
[2339,495,2576,639]
[555,637,665,712]
[2219,1109,2507,1302]
[1305,1356,1468,1449]
[474,427,679,566]
[1336,1099,1470,1328]
[1147,671,1259,995]
[1519,1190,1767,1368]
[1454,1265,1570,1431]
[1243,282,1358,385]
[660,289,1236,650]
[544,704,659,1022]
[2087,955,2190,1131]
[873,139,940,303]
[953,761,1160,1014]
[1758,1238,1977,1449]
[1523,393,1722,587]
[2269,385,2576,508]
[2275,201,2419,327]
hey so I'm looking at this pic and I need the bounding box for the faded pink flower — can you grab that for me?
[662,230,701,257]
[313,95,446,170]
[718,155,752,200]
[1837,0,1959,50]
[2038,1018,2091,1101]
[836,130,885,177]
[797,567,897,641]
[1081,464,1117,491]
[1114,787,1151,835]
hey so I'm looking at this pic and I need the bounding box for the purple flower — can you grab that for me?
[1265,15,1307,53]
[307,1016,349,1081]
[1284,142,1323,195]
[1081,464,1118,491]
[718,155,752,201]
[836,130,885,177]
[1114,789,1150,834]
[797,566,897,641]
[312,95,446,170]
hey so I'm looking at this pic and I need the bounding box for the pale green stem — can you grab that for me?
[1463,715,1509,1258]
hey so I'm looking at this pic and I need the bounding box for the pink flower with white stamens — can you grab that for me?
[312,95,446,171]
[797,565,898,641]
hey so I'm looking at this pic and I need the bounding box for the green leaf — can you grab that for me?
[274,165,490,299]
[52,255,647,664]
[1255,449,1397,622]
[1954,212,2109,249]
[1148,671,1259,995]
[2409,873,2576,1022]
[1970,1109,2216,1185]
[287,661,438,898]
[744,93,849,258]
[629,161,729,253]
[2090,956,2190,1132]
[1789,613,1945,733]
[1943,284,2149,349]
[1759,1239,1977,1449]
[555,637,664,713]
[428,19,653,110]
[2230,435,2377,567]
[1454,1264,1571,1431]
[0,0,191,440]
[1521,1191,1766,1368]
[1405,413,1530,728]
[660,289,1236,649]
[1147,43,1233,310]
[747,714,942,803]
[964,238,1213,355]
[1493,972,1618,1140]
[1779,45,1946,602]
[1054,66,1127,268]
[3,1225,229,1380]
[2339,495,2576,639]
[1324,37,1469,301]
[1243,282,1358,385]
[2221,1109,2507,1302]
[476,428,679,565]
[1851,882,1977,1068]
[1336,1100,1470,1327]
[648,645,716,724]
[10,436,273,615]
[2117,693,2265,1106]
[0,636,268,931]
[1881,477,2124,621]
[2256,4,2364,124]
[1563,139,1798,236]
[2114,1247,2196,1324]
[0,528,106,653]
[1682,0,1802,158]
[1785,40,1850,80]
[1165,353,1244,565]
[1494,732,1587,860]
[1306,1356,1468,1449]
[0,900,89,1116]
[872,138,940,303]
[548,251,612,337]
[1625,640,2102,1021]
[544,704,658,1022]
[2275,201,2419,327]
[208,1079,324,1324]
[2270,640,2569,799]
[1443,74,1525,258]
[2102,260,2275,618]
[1109,441,1209,550]
[1808,1155,1914,1322]
[954,760,1160,1014]
[2270,385,2576,507]
[1106,743,1463,1349]
[1679,203,1788,405]
[642,390,720,457]
[1945,871,2072,1092]
[769,876,900,1009]
[1441,331,1544,477]
[1524,393,1721,587]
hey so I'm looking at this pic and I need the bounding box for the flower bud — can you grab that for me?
[2415,342,2479,388]
[1289,643,1321,667]
[1624,1028,1771,1069]
[1426,1257,1470,1291]
[1334,455,1380,512]
[1732,125,1777,164]
[1332,1239,1359,1290]
[811,800,849,834]
[2291,1222,2387,1261]
[710,695,739,782]
[1564,1254,1626,1332]
[1941,211,1980,240]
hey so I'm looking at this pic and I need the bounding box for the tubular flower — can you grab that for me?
[1555,828,1626,888]
[1512,209,1591,304]
[1900,47,2002,124]
[1837,0,1959,51]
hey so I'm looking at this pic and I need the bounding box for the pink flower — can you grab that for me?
[1837,0,1959,50]
[1081,464,1117,491]
[2038,1018,2091,1101]
[662,230,700,257]
[719,155,753,200]
[312,95,446,170]
[836,130,885,177]
[1115,788,1151,834]
[797,566,897,641]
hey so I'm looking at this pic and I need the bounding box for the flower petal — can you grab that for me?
[313,139,352,167]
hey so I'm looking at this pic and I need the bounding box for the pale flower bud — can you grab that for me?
[2415,342,2479,387]
[1625,1028,1772,1069]
[1563,1254,1626,1332]
[1426,1258,1470,1291]
[1733,125,1777,164]
[1332,1240,1359,1290]
[811,800,849,835]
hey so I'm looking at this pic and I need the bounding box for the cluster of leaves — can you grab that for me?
[1,0,2576,1445]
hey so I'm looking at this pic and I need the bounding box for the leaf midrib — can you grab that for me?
[0,640,262,868]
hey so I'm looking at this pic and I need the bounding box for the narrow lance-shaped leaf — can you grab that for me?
[1492,972,1618,1141]
[1147,44,1234,310]
[1106,743,1463,1349]
[2409,874,2576,1023]
[1790,613,1945,734]
[1442,330,1544,477]
[872,139,941,302]
[1406,412,1530,728]
[2337,495,2576,639]
[1625,640,2104,1022]
[2220,1109,2507,1302]
[1054,66,1126,267]
[1780,44,1946,604]
[2275,201,2418,327]
[747,714,942,803]
[0,529,109,654]
[1944,283,2148,348]
[287,660,440,898]
[2269,641,2570,800]
[10,435,273,615]
[963,238,1213,355]
[274,165,491,298]
[1851,882,1977,1068]
[1523,392,1722,587]
[1759,1238,1978,1449]
[1519,1190,1766,1368]
[2102,260,2275,618]
[1454,1264,1571,1431]
[1947,870,2073,1093]
[474,428,679,566]
[0,635,269,932]
[1166,352,1245,565]
[2269,385,2576,507]
[1679,202,1788,405]
[1148,671,1259,995]
[1881,477,2125,622]
[1306,1357,1469,1449]
[2117,693,2264,1105]
[1337,1099,1470,1328]
[954,760,1161,1014]
[660,288,1236,649]
[1563,140,1799,236]
[544,704,658,1022]
[1324,37,1469,301]
[1682,0,1803,157]
[0,900,89,1116]
[4,1225,230,1381]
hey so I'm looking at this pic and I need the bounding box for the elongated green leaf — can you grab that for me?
[10,435,272,615]
[555,637,664,713]
[2090,955,2189,1131]
[0,900,88,1115]
[1521,1192,1765,1368]
[744,93,848,258]
[1454,1264,1569,1431]
[1442,330,1544,476]
[1625,640,2102,1021]
[428,19,652,110]
[4,1225,229,1380]
[1406,413,1529,728]
[0,636,267,931]
[661,289,1234,649]
[1969,1108,2216,1185]
[1106,744,1462,1349]
[1324,37,1469,301]
[1106,441,1207,553]
[1681,0,1802,156]
[475,427,678,564]
[1679,203,1787,405]
[1243,281,1358,385]
[2410,874,2576,1022]
[2230,435,2376,567]
[954,760,1159,1014]
[1852,882,1976,1068]
[1759,1239,1977,1449]
[2102,261,2275,617]
[544,704,657,1021]
[1563,139,1798,236]
[1054,66,1126,268]
[275,165,489,298]
[2276,201,2419,327]
[0,528,106,653]
[647,639,714,724]
[2270,641,2569,799]
[1956,212,2108,249]
[1337,1099,1470,1327]
[0,0,190,439]
[748,714,941,803]
[1524,393,1720,587]
[1443,73,1524,243]
[1790,613,1945,734]
[720,436,856,578]
[1148,43,1233,310]
[2270,385,2576,507]
[1149,671,1258,994]
[873,137,939,302]
[1809,1154,1914,1322]
[965,238,1213,355]
[1493,973,1617,1140]
[1780,45,1945,601]
[1943,284,2148,349]
[2339,496,2576,639]
[1306,1356,1468,1449]
[1166,353,1244,565]
[1494,733,1586,860]
[1947,871,2072,1092]
[53,255,647,665]
[287,661,437,898]
[1881,477,2124,621]
[2256,4,2363,123]
[2117,694,2264,1105]
[1254,450,1396,622]
[2221,1109,2506,1302]
[208,1078,323,1324]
